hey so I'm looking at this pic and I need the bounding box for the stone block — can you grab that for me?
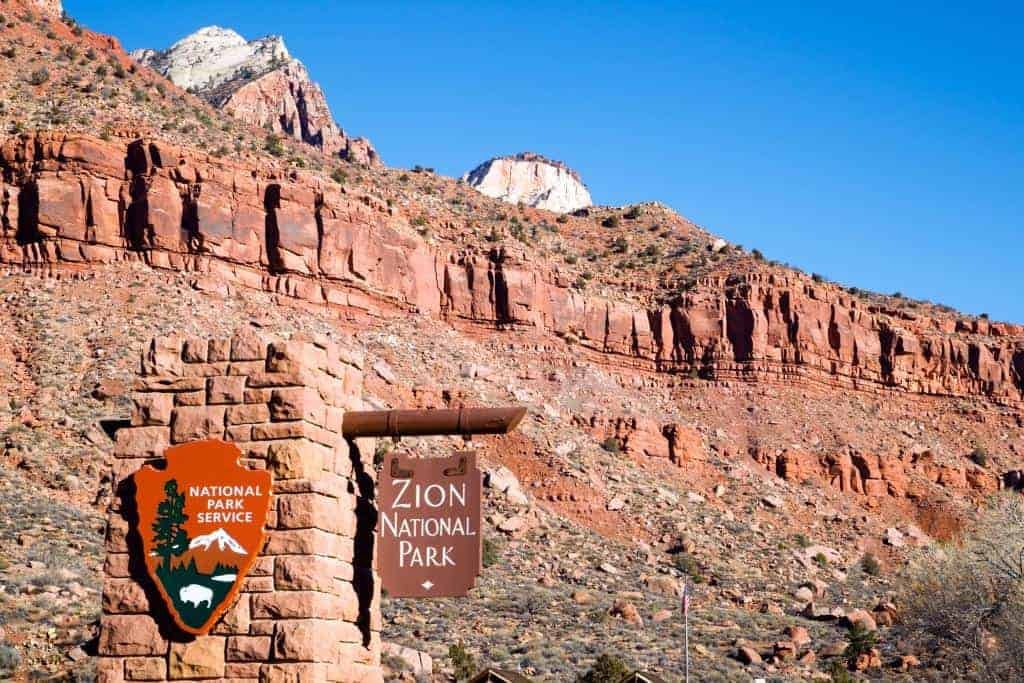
[269,387,322,423]
[272,620,338,662]
[131,394,174,426]
[267,440,324,480]
[251,591,351,620]
[182,337,209,363]
[170,406,226,443]
[228,404,271,425]
[262,529,352,558]
[102,579,150,614]
[226,636,272,662]
[125,657,166,681]
[277,493,356,536]
[208,375,247,404]
[208,338,231,362]
[274,555,354,592]
[258,663,328,683]
[230,328,267,362]
[141,336,183,377]
[113,426,169,458]
[168,637,226,679]
[98,615,167,656]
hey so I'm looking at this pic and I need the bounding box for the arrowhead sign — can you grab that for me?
[377,452,482,598]
[133,440,271,635]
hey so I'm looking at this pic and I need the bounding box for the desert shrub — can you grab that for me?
[794,533,811,548]
[812,273,825,283]
[623,205,643,219]
[813,552,829,568]
[27,67,49,85]
[674,553,704,582]
[577,653,630,683]
[264,134,285,157]
[447,641,476,681]
[861,552,881,576]
[899,495,1024,681]
[843,623,877,661]
[601,215,620,228]
[482,537,500,568]
[970,446,988,467]
[600,437,621,454]
[331,168,347,184]
[0,644,20,675]
[826,659,855,682]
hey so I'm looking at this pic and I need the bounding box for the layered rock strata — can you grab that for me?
[2,131,1022,404]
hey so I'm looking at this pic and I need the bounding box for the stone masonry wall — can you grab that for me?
[96,327,383,682]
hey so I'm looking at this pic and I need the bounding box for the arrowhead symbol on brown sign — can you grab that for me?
[133,440,271,635]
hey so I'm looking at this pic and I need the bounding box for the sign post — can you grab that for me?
[377,451,483,597]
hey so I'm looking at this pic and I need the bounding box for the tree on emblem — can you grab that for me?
[152,479,189,571]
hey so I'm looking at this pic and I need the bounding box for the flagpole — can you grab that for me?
[683,581,690,683]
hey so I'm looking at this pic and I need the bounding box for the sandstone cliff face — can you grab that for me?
[463,153,592,213]
[132,27,379,166]
[2,131,1022,405]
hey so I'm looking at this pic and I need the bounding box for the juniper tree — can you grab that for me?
[152,480,189,571]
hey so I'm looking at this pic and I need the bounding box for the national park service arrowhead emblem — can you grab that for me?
[134,440,271,635]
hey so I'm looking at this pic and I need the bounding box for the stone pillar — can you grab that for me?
[97,328,382,683]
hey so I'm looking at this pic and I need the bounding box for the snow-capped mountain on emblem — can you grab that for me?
[188,528,247,554]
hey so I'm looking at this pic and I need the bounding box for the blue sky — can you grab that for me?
[68,1,1023,322]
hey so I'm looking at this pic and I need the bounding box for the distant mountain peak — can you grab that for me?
[189,528,246,555]
[463,153,592,213]
[131,25,379,166]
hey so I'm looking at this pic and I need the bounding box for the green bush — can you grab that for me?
[482,537,500,568]
[600,437,621,454]
[843,623,877,661]
[264,134,285,157]
[0,644,20,675]
[601,216,620,228]
[970,446,988,467]
[447,641,476,681]
[577,653,630,683]
[861,552,881,576]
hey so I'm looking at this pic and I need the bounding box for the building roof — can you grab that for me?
[468,669,535,683]
[621,672,671,683]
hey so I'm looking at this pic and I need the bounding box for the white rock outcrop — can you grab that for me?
[131,27,289,95]
[463,152,592,213]
[132,27,379,166]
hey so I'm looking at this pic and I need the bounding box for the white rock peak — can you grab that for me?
[188,528,246,554]
[463,153,592,214]
[131,25,292,94]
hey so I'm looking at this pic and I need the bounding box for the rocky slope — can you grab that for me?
[132,27,379,166]
[463,152,592,213]
[1,2,1023,680]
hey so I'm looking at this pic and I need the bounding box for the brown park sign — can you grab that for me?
[133,440,272,635]
[377,452,482,597]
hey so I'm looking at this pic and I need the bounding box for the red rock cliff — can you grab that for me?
[2,132,1021,404]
